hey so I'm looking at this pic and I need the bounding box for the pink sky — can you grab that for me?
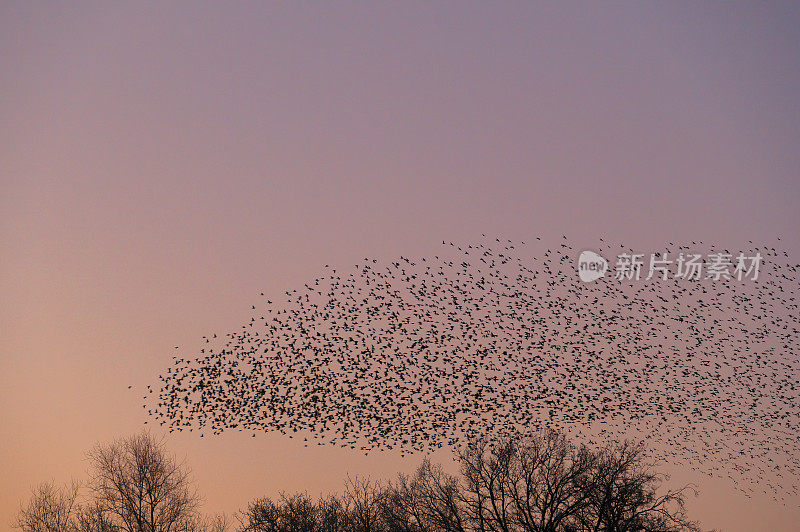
[2,2,800,530]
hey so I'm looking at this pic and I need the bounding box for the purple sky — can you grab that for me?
[2,2,800,530]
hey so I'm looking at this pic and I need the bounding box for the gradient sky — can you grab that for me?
[2,2,800,531]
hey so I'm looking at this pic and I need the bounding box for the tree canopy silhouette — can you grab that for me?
[239,429,703,532]
[14,429,704,532]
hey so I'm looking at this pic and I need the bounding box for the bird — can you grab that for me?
[143,235,800,502]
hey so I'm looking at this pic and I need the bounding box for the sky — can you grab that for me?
[2,2,800,530]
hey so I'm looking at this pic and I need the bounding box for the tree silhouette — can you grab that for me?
[239,430,702,532]
[14,481,80,532]
[14,429,704,532]
[85,432,200,531]
[13,431,225,532]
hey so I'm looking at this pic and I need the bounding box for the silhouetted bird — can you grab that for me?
[145,236,800,502]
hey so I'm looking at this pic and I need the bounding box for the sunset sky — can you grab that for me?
[2,2,800,531]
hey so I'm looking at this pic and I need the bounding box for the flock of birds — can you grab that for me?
[144,236,799,501]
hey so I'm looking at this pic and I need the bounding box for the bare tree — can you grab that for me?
[343,476,386,532]
[504,430,595,532]
[385,458,465,532]
[282,493,317,532]
[460,437,516,532]
[236,428,705,532]
[74,499,117,531]
[185,513,230,532]
[86,431,201,532]
[13,481,80,532]
[237,493,318,532]
[238,497,282,532]
[458,430,703,532]
[577,441,699,532]
[316,494,350,532]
